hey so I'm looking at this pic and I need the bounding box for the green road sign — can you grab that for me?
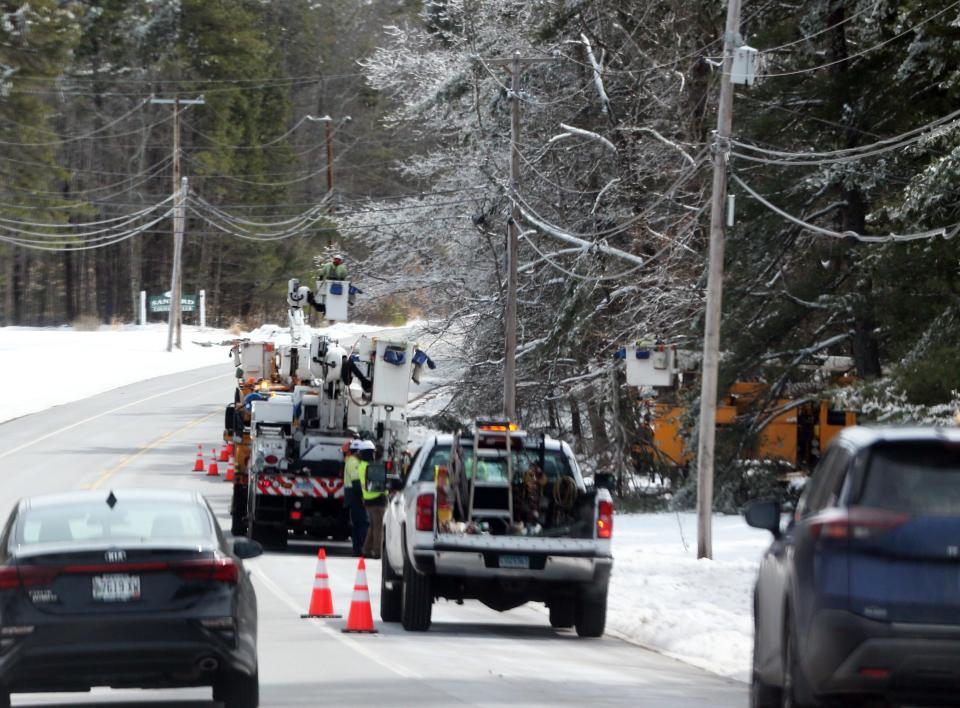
[148,294,197,314]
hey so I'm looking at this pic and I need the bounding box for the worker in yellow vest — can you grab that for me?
[356,440,387,558]
[343,439,368,557]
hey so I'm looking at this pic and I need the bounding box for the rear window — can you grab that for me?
[17,498,213,546]
[857,442,960,515]
[418,444,574,483]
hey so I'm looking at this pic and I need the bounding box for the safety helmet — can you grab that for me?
[354,440,376,452]
[348,439,363,451]
[332,253,344,264]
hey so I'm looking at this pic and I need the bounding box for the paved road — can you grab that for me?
[0,366,746,707]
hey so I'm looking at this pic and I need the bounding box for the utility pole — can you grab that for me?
[485,52,557,422]
[170,176,187,350]
[696,0,743,559]
[504,51,521,422]
[151,95,204,351]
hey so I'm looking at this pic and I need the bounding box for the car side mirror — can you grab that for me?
[594,472,616,491]
[744,499,782,538]
[387,474,404,492]
[232,538,263,559]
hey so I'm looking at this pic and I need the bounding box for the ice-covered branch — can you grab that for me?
[518,206,645,267]
[559,123,617,153]
[581,33,612,118]
[636,128,696,166]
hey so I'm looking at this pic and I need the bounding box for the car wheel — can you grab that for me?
[548,599,575,629]
[782,615,816,708]
[380,540,402,622]
[214,668,258,708]
[400,553,432,631]
[574,584,607,638]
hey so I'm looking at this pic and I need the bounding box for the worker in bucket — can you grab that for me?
[357,440,387,559]
[308,253,348,315]
[343,439,368,557]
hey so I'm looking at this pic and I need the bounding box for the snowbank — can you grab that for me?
[608,512,768,682]
[0,320,425,424]
[0,324,233,423]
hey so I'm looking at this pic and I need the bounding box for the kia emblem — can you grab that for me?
[105,550,126,563]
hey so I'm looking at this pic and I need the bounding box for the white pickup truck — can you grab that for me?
[380,425,614,637]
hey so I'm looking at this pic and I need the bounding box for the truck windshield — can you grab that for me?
[418,444,573,483]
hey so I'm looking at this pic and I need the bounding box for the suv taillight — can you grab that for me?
[415,494,434,532]
[597,500,613,539]
[810,506,909,541]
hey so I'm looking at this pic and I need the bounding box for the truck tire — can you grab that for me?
[400,554,432,631]
[230,485,248,537]
[574,585,607,638]
[380,540,402,622]
[548,599,575,629]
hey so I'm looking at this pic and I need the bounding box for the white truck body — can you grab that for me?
[382,433,613,636]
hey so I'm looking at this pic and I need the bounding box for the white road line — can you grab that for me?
[0,373,231,461]
[250,565,422,680]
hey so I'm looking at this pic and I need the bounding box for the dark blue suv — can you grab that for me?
[746,427,960,707]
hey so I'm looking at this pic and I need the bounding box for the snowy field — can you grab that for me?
[608,512,768,682]
[0,324,767,682]
[0,323,230,423]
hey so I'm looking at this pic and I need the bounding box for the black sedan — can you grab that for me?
[0,489,261,707]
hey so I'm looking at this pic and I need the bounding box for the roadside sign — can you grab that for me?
[148,294,197,314]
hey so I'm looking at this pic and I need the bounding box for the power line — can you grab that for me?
[759,3,878,55]
[731,172,952,242]
[730,106,960,164]
[759,1,960,78]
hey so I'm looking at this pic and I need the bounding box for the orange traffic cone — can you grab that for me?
[301,548,341,619]
[207,450,219,477]
[218,446,230,462]
[226,442,235,456]
[342,557,376,633]
[225,464,235,482]
[193,444,205,472]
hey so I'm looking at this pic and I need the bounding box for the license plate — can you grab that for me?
[92,574,141,602]
[500,554,530,569]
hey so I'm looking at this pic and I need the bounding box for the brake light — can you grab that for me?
[0,566,20,590]
[173,558,239,584]
[809,507,909,541]
[597,500,613,539]
[415,494,434,532]
[0,564,61,588]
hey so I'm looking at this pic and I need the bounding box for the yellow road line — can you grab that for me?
[87,410,218,490]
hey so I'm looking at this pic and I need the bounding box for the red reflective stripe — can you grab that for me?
[354,585,368,591]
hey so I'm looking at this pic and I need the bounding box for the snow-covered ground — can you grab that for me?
[0,324,768,682]
[0,324,232,423]
[608,512,768,682]
[0,320,423,424]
